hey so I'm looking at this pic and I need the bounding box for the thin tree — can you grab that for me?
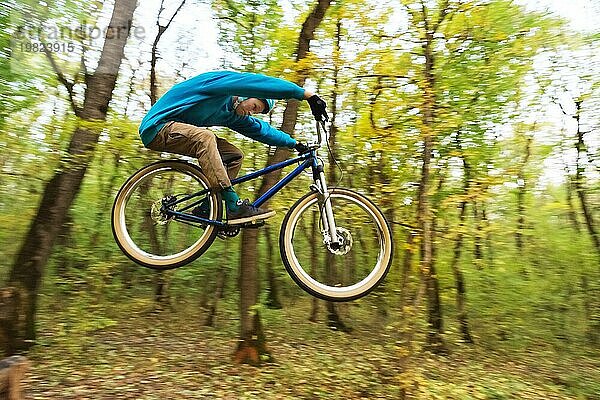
[560,98,600,261]
[323,16,352,332]
[234,0,333,365]
[150,0,187,105]
[147,0,187,308]
[450,152,474,344]
[264,225,282,309]
[409,0,450,352]
[515,132,533,254]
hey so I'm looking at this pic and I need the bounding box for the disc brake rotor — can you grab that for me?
[327,227,353,255]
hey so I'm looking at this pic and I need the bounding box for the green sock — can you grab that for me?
[221,187,240,212]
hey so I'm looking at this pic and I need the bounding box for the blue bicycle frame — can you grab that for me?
[164,150,319,228]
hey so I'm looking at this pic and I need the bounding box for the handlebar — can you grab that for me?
[298,121,327,153]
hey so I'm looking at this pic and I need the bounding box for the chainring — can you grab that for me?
[219,226,241,238]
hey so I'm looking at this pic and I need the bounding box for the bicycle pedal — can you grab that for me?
[242,220,266,229]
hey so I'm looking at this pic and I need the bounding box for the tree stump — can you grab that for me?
[0,356,28,400]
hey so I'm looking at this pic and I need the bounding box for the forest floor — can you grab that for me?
[20,294,600,400]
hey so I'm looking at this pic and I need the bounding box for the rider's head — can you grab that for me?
[234,97,275,116]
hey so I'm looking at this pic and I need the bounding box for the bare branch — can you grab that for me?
[558,101,569,117]
[399,0,422,27]
[79,45,88,80]
[355,74,417,86]
[158,0,166,17]
[356,74,412,79]
[216,15,249,30]
[42,48,81,116]
[434,0,451,32]
[420,0,430,33]
[163,0,187,32]
[222,0,245,17]
[155,0,187,41]
[150,0,187,104]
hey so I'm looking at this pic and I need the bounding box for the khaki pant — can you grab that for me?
[147,121,243,189]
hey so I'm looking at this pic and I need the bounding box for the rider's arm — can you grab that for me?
[228,115,297,148]
[200,71,306,101]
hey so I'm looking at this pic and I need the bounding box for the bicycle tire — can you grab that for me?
[279,188,393,302]
[112,160,221,270]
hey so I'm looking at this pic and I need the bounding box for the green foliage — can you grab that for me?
[212,0,284,71]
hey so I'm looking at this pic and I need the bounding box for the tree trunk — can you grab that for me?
[322,17,353,331]
[326,299,351,332]
[565,174,581,233]
[324,253,351,332]
[148,4,187,308]
[139,182,170,309]
[400,231,415,311]
[205,266,227,327]
[233,0,332,364]
[572,100,600,262]
[472,201,484,267]
[515,135,532,253]
[264,226,282,309]
[577,178,600,258]
[418,130,444,350]
[6,0,138,351]
[482,205,494,268]
[235,228,272,365]
[570,100,600,342]
[451,190,474,343]
[154,273,169,307]
[309,211,319,323]
[417,23,445,352]
[581,275,600,345]
[89,151,122,249]
[0,289,24,357]
[233,309,270,366]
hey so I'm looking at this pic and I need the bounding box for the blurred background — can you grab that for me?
[1,0,599,398]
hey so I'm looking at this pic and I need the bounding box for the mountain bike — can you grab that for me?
[112,122,393,301]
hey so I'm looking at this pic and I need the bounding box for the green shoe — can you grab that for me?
[226,199,275,225]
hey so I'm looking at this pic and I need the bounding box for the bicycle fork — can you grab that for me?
[311,163,340,249]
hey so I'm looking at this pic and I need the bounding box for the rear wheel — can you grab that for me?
[112,160,221,270]
[280,188,393,301]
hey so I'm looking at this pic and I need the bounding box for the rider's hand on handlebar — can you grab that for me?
[307,94,329,122]
[294,142,310,154]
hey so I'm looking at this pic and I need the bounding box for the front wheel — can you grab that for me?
[280,188,393,302]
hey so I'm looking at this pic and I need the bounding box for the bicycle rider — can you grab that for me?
[139,70,328,225]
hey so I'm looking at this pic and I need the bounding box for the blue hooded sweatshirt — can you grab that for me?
[139,71,305,148]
